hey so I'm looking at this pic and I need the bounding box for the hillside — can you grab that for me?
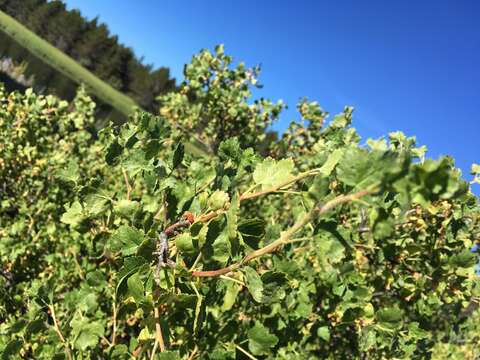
[0,0,176,112]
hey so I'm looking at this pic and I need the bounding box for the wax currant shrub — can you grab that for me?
[65,98,480,359]
[2,46,480,359]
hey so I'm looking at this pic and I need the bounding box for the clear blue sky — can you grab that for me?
[64,0,479,191]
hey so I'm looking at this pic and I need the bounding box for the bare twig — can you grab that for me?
[122,167,132,200]
[110,298,117,346]
[154,306,166,352]
[150,340,158,360]
[235,344,259,360]
[187,345,199,360]
[220,275,245,286]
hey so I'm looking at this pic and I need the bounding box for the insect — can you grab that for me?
[154,212,195,285]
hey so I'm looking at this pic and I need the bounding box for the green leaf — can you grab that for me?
[449,250,476,268]
[2,339,23,358]
[56,159,80,184]
[80,327,105,351]
[76,290,99,313]
[144,139,161,159]
[25,319,46,338]
[294,283,314,318]
[471,163,480,175]
[247,322,278,355]
[395,157,467,206]
[122,149,153,176]
[197,223,209,249]
[317,326,330,341]
[243,267,263,303]
[209,348,236,360]
[261,271,287,303]
[110,226,144,256]
[218,138,241,162]
[105,140,123,165]
[376,307,403,330]
[110,344,129,359]
[408,322,430,340]
[127,271,145,303]
[212,232,231,265]
[71,317,104,351]
[308,175,330,201]
[172,143,184,169]
[116,256,148,294]
[226,194,239,240]
[320,148,344,176]
[222,281,241,311]
[84,194,110,216]
[86,270,107,289]
[337,147,406,189]
[60,201,82,225]
[238,218,265,249]
[253,157,295,190]
[370,208,394,239]
[8,319,27,334]
[60,201,87,229]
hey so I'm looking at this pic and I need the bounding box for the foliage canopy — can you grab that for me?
[1,46,480,359]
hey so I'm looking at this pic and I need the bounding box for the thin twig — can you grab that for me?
[187,345,199,360]
[122,167,132,200]
[220,275,245,286]
[101,336,112,346]
[110,298,117,346]
[150,340,158,360]
[48,304,73,360]
[189,252,203,272]
[192,187,375,277]
[235,344,259,360]
[154,306,166,352]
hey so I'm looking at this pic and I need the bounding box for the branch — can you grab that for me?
[192,187,374,277]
